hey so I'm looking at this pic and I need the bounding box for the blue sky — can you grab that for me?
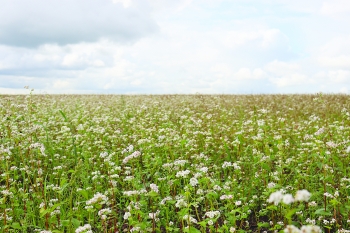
[0,0,349,94]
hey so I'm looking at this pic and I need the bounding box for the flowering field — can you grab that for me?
[1,93,350,233]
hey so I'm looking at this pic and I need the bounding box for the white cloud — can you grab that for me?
[318,36,350,56]
[339,87,348,93]
[265,60,300,76]
[315,35,350,69]
[235,68,267,80]
[269,73,310,87]
[328,70,350,83]
[220,29,287,50]
[210,63,233,79]
[318,56,350,68]
[53,80,72,89]
[112,0,132,8]
[320,0,350,17]
[0,87,31,94]
[0,40,121,72]
[0,0,158,47]
[1,0,350,94]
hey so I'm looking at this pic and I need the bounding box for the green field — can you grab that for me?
[1,94,349,233]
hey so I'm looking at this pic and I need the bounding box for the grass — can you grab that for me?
[0,92,349,233]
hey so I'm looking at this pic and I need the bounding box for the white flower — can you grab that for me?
[232,162,241,170]
[346,146,350,153]
[220,194,233,200]
[75,224,93,233]
[190,177,198,187]
[284,225,301,233]
[305,218,316,225]
[160,196,172,205]
[149,210,160,219]
[175,199,187,208]
[123,151,141,164]
[86,192,108,205]
[98,208,111,219]
[196,189,204,195]
[124,212,131,220]
[1,190,14,197]
[235,200,242,206]
[229,227,236,232]
[183,215,197,223]
[204,210,220,219]
[174,159,188,166]
[130,226,141,232]
[39,202,46,208]
[337,229,350,233]
[308,201,317,207]
[222,161,232,168]
[323,192,334,198]
[300,225,322,233]
[176,170,191,178]
[123,190,140,196]
[326,141,337,148]
[314,127,324,135]
[267,190,284,205]
[282,194,294,205]
[295,190,311,202]
[284,225,322,233]
[150,183,159,193]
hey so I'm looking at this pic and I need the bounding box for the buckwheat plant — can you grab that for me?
[0,91,349,232]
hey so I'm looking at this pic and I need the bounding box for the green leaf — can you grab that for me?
[188,226,201,233]
[285,208,297,220]
[0,198,6,206]
[79,190,89,199]
[329,199,340,206]
[71,218,81,228]
[177,208,189,218]
[50,203,61,212]
[267,205,278,211]
[60,178,67,187]
[68,169,75,174]
[59,110,68,121]
[61,220,70,227]
[314,208,332,216]
[148,190,158,197]
[198,221,207,227]
[258,222,270,228]
[40,208,50,218]
[11,222,22,229]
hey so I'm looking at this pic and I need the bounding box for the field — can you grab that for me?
[0,93,350,233]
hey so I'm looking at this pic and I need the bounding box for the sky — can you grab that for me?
[0,0,350,94]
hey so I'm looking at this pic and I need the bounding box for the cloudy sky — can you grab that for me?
[1,0,350,94]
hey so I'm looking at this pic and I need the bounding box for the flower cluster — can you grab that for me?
[75,224,93,233]
[150,183,159,193]
[123,151,141,164]
[284,225,321,233]
[86,193,109,206]
[268,189,311,205]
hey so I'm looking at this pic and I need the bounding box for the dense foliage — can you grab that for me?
[0,93,350,233]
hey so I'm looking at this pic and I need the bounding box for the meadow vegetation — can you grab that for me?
[0,93,350,233]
